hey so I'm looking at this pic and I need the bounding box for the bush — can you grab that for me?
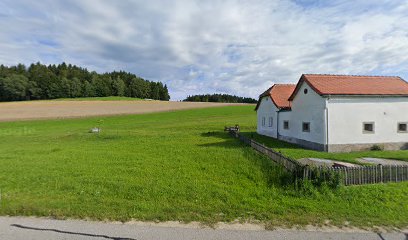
[370,144,383,151]
[295,167,342,190]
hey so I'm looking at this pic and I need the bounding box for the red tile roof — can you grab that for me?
[288,74,408,100]
[255,84,296,110]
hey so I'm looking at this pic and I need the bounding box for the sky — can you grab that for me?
[1,0,408,100]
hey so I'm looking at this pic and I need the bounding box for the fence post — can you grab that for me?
[373,166,376,184]
[344,168,348,185]
[389,165,392,182]
[303,165,309,180]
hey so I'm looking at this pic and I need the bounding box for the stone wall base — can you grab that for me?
[328,142,408,153]
[276,134,408,152]
[278,135,326,151]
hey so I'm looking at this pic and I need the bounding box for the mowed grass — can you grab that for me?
[0,106,407,228]
[241,132,408,164]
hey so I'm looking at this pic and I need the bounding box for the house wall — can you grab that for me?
[257,81,408,152]
[256,96,278,138]
[277,81,327,151]
[327,97,408,152]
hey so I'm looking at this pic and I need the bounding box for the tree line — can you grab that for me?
[0,62,170,102]
[183,94,257,103]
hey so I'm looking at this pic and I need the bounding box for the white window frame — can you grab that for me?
[268,117,273,127]
[262,117,265,127]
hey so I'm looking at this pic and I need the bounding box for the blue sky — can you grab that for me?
[1,0,408,100]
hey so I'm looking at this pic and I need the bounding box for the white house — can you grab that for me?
[256,74,408,152]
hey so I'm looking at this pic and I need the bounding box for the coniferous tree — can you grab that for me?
[0,62,171,101]
[160,84,170,100]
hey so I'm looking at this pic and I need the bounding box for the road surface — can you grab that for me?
[0,217,406,240]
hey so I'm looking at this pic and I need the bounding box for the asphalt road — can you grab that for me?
[0,217,406,240]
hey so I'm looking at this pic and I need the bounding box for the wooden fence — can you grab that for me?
[302,165,408,185]
[230,130,302,172]
[228,130,408,186]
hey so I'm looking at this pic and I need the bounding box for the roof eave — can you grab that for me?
[321,94,408,98]
[278,107,292,111]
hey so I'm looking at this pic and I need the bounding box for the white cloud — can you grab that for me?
[1,0,408,100]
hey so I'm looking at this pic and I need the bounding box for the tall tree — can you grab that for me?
[28,62,58,99]
[149,82,160,100]
[70,77,83,97]
[92,74,112,97]
[112,77,126,97]
[83,81,95,97]
[0,74,29,101]
[159,84,170,100]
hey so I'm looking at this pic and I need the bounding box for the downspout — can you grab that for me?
[325,97,329,152]
[276,109,280,139]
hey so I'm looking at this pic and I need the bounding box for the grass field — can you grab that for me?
[54,96,143,101]
[241,132,408,165]
[0,105,407,228]
[0,99,240,122]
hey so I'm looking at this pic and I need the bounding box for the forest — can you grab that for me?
[183,94,257,103]
[0,62,170,101]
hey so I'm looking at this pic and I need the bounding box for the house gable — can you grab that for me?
[276,80,327,148]
[255,84,296,111]
[289,80,325,109]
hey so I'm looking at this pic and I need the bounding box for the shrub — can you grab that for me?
[370,144,383,151]
[296,167,342,190]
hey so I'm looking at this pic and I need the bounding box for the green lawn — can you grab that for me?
[0,106,407,228]
[241,132,408,165]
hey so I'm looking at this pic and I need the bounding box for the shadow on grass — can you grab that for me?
[11,224,136,240]
[199,131,292,188]
[200,131,232,139]
[198,131,247,149]
[240,131,304,151]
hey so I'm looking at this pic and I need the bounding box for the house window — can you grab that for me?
[398,122,407,133]
[302,122,310,132]
[363,122,375,133]
[262,117,265,127]
[283,121,289,130]
[268,117,273,127]
[304,88,308,94]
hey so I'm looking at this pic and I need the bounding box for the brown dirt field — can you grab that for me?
[0,100,249,122]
